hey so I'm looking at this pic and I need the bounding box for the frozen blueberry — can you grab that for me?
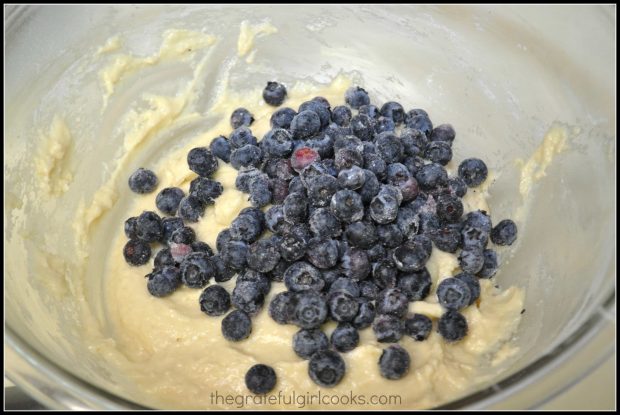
[212,254,235,283]
[331,105,352,126]
[299,100,331,129]
[215,228,233,252]
[416,163,448,191]
[340,247,371,281]
[230,108,254,129]
[154,248,175,268]
[124,216,139,240]
[293,328,329,359]
[478,249,499,278]
[265,205,286,234]
[308,350,346,388]
[425,141,452,165]
[330,189,364,223]
[209,135,232,163]
[248,179,272,208]
[364,153,387,182]
[284,262,325,292]
[231,280,265,316]
[191,241,213,256]
[405,114,433,136]
[359,280,380,300]
[350,114,374,141]
[393,235,432,272]
[177,195,205,222]
[380,101,404,124]
[406,108,429,119]
[136,211,163,242]
[245,364,277,395]
[372,314,404,343]
[305,174,339,208]
[328,277,360,298]
[491,219,518,246]
[170,226,196,244]
[402,156,426,177]
[376,223,404,249]
[290,147,321,173]
[461,211,492,249]
[386,163,419,201]
[352,299,376,329]
[379,345,410,380]
[334,135,364,154]
[463,210,493,233]
[345,221,378,249]
[220,240,249,271]
[438,310,468,342]
[429,224,463,253]
[400,128,428,155]
[269,291,299,324]
[237,269,271,297]
[334,148,364,172]
[309,208,342,239]
[263,81,287,106]
[374,116,396,134]
[369,185,402,224]
[123,239,151,266]
[270,107,297,129]
[199,285,231,316]
[345,86,370,109]
[436,194,464,224]
[358,104,380,120]
[282,192,308,224]
[454,272,480,305]
[235,168,266,194]
[404,314,432,341]
[372,260,398,289]
[128,168,158,194]
[306,238,339,269]
[169,242,193,264]
[155,187,185,215]
[321,268,342,288]
[180,252,215,288]
[398,269,432,301]
[187,147,218,177]
[358,169,381,203]
[247,238,281,273]
[448,176,468,198]
[146,266,181,297]
[337,165,366,190]
[293,290,328,329]
[262,128,294,158]
[437,277,472,310]
[229,214,263,243]
[459,247,485,274]
[430,124,456,143]
[222,309,252,342]
[331,323,359,353]
[377,288,409,318]
[230,144,263,170]
[230,126,257,149]
[328,291,359,322]
[291,110,321,139]
[279,231,308,262]
[458,158,488,187]
[189,177,223,205]
[375,132,404,163]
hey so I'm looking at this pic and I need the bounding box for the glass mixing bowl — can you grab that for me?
[5,4,615,409]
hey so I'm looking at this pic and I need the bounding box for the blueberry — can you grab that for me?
[308,350,346,388]
[212,254,236,282]
[270,107,297,129]
[154,248,175,268]
[398,268,432,301]
[402,156,426,177]
[247,238,281,273]
[331,323,359,353]
[231,280,265,316]
[263,81,287,106]
[358,169,381,204]
[379,345,410,380]
[309,208,342,239]
[369,185,402,224]
[376,223,404,249]
[293,328,329,359]
[321,268,342,288]
[291,110,321,139]
[404,314,432,341]
[187,147,218,177]
[459,247,485,274]
[191,241,213,256]
[209,135,232,162]
[463,210,493,233]
[330,189,364,223]
[360,280,381,300]
[311,96,331,108]
[177,195,205,222]
[425,141,452,165]
[246,363,277,396]
[405,114,433,136]
[235,168,266,194]
[136,211,163,242]
[396,204,418,235]
[374,116,396,134]
[128,168,158,194]
[377,288,409,318]
[448,176,468,198]
[406,108,429,119]
[283,192,308,224]
[328,277,360,298]
[306,133,335,159]
[393,235,432,272]
[169,242,193,263]
[222,309,252,341]
[478,249,499,278]
[400,128,428,156]
[458,158,488,187]
[279,231,308,262]
[230,145,263,170]
[306,238,339,269]
[436,194,464,224]
[416,163,448,191]
[189,177,223,205]
[461,225,490,250]
[230,213,263,243]
[265,205,287,234]
[358,104,380,120]
[340,247,371,281]
[365,241,386,263]
[269,291,299,324]
[220,240,249,270]
[290,146,321,173]
[305,174,339,208]
[430,124,456,143]
[386,163,419,201]
[334,135,364,154]
[237,269,271,296]
[345,221,378,249]
[336,165,365,190]
[372,260,398,289]
[438,310,468,342]
[215,228,233,252]
[350,114,374,141]
[268,259,291,283]
[170,226,196,244]
[299,100,331,129]
[124,216,139,239]
[199,285,231,316]
[284,261,324,292]
[248,179,272,208]
[437,277,471,310]
[262,128,293,158]
[372,314,404,343]
[352,299,376,329]
[180,252,215,288]
[491,219,518,246]
[146,266,181,297]
[454,272,481,305]
[155,187,185,215]
[123,239,151,266]
[345,86,370,109]
[375,132,404,163]
[331,105,352,126]
[429,224,463,253]
[379,101,404,123]
[328,291,360,322]
[334,148,364,172]
[293,290,328,329]
[230,108,254,129]
[230,126,257,149]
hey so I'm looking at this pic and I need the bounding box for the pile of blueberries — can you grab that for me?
[121,82,518,395]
